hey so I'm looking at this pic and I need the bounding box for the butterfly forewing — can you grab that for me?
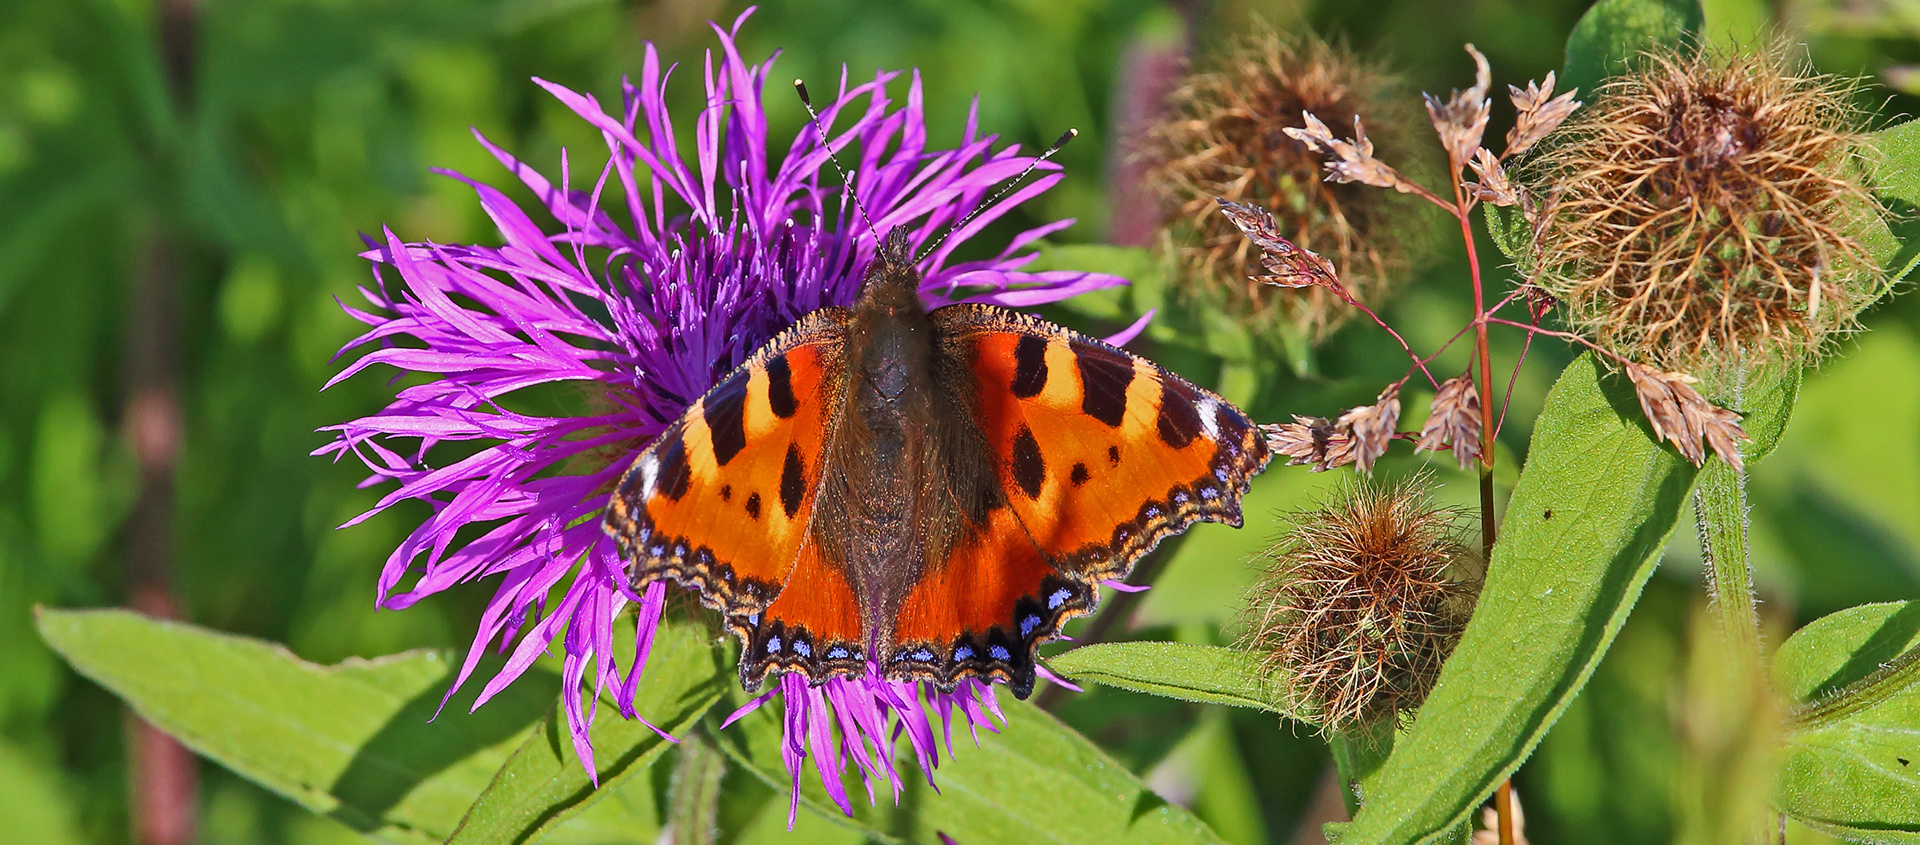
[935,304,1272,577]
[604,308,867,680]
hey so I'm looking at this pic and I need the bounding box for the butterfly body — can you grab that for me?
[605,229,1271,697]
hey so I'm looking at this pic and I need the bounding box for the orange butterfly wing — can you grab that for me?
[887,305,1273,695]
[602,309,865,686]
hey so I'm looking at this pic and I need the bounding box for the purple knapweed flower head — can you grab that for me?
[317,7,1127,818]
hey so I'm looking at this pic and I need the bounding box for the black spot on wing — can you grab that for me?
[1011,335,1049,398]
[1070,462,1090,486]
[765,355,799,419]
[1155,380,1204,449]
[657,436,692,501]
[1011,426,1045,499]
[1107,445,1121,465]
[704,378,748,466]
[1074,344,1132,427]
[780,444,806,518]
[720,484,732,501]
[746,492,762,520]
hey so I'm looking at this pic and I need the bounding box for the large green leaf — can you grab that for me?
[1774,602,1920,842]
[1043,642,1292,716]
[447,617,727,845]
[1561,0,1702,98]
[1868,120,1920,287]
[713,689,1227,844]
[1341,354,1702,843]
[36,607,555,843]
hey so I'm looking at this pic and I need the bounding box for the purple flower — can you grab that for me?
[318,8,1123,813]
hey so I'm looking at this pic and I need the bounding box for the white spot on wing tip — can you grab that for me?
[1196,399,1222,440]
[637,454,660,500]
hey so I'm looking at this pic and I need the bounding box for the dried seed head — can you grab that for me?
[1423,44,1493,167]
[1337,383,1403,473]
[1467,148,1520,207]
[1264,415,1357,472]
[1415,374,1483,468]
[1505,72,1581,159]
[1287,114,1426,194]
[1217,199,1345,290]
[1535,45,1887,372]
[1242,474,1482,734]
[1623,361,1750,471]
[1145,28,1425,339]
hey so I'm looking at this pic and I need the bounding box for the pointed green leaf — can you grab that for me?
[1342,354,1704,843]
[36,607,555,843]
[1043,642,1292,716]
[713,690,1227,844]
[1562,0,1702,98]
[1869,121,1920,207]
[1774,602,1920,842]
[447,617,726,845]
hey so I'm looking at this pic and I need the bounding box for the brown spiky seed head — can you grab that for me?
[1242,474,1481,734]
[1534,45,1887,372]
[1146,27,1425,339]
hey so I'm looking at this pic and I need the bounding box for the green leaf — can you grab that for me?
[36,607,556,843]
[447,617,726,845]
[1735,364,1801,465]
[1867,121,1920,288]
[1561,0,1703,98]
[1773,602,1920,841]
[1483,203,1530,263]
[1341,354,1705,844]
[1869,121,1920,207]
[1043,642,1293,716]
[713,691,1228,844]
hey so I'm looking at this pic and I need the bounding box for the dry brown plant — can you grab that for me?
[1243,475,1481,734]
[1145,28,1425,339]
[1534,45,1886,372]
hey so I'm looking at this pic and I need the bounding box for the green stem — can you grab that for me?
[1329,719,1396,818]
[1693,402,1760,658]
[666,731,727,845]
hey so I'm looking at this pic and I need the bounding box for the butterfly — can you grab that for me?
[603,228,1271,698]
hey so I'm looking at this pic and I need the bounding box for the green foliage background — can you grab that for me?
[3,0,1919,842]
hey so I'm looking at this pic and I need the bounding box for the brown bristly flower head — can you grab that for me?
[1623,361,1750,471]
[1415,373,1482,468]
[1534,45,1886,372]
[1145,28,1423,338]
[1423,44,1493,168]
[1242,474,1481,734]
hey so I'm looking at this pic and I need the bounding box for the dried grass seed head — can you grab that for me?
[1145,26,1426,339]
[1242,474,1481,734]
[1534,44,1887,372]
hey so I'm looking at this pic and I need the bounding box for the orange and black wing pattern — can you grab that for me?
[888,304,1272,693]
[603,309,866,687]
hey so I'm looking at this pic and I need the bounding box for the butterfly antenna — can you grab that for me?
[916,127,1077,264]
[794,79,879,248]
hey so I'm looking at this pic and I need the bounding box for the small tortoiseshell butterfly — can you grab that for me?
[602,226,1271,698]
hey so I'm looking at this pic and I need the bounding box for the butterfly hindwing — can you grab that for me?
[604,308,867,684]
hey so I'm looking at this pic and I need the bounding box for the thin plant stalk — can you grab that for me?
[1694,370,1761,657]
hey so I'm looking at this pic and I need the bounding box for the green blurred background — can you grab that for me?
[3,0,1918,842]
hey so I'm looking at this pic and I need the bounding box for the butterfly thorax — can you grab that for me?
[815,236,980,646]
